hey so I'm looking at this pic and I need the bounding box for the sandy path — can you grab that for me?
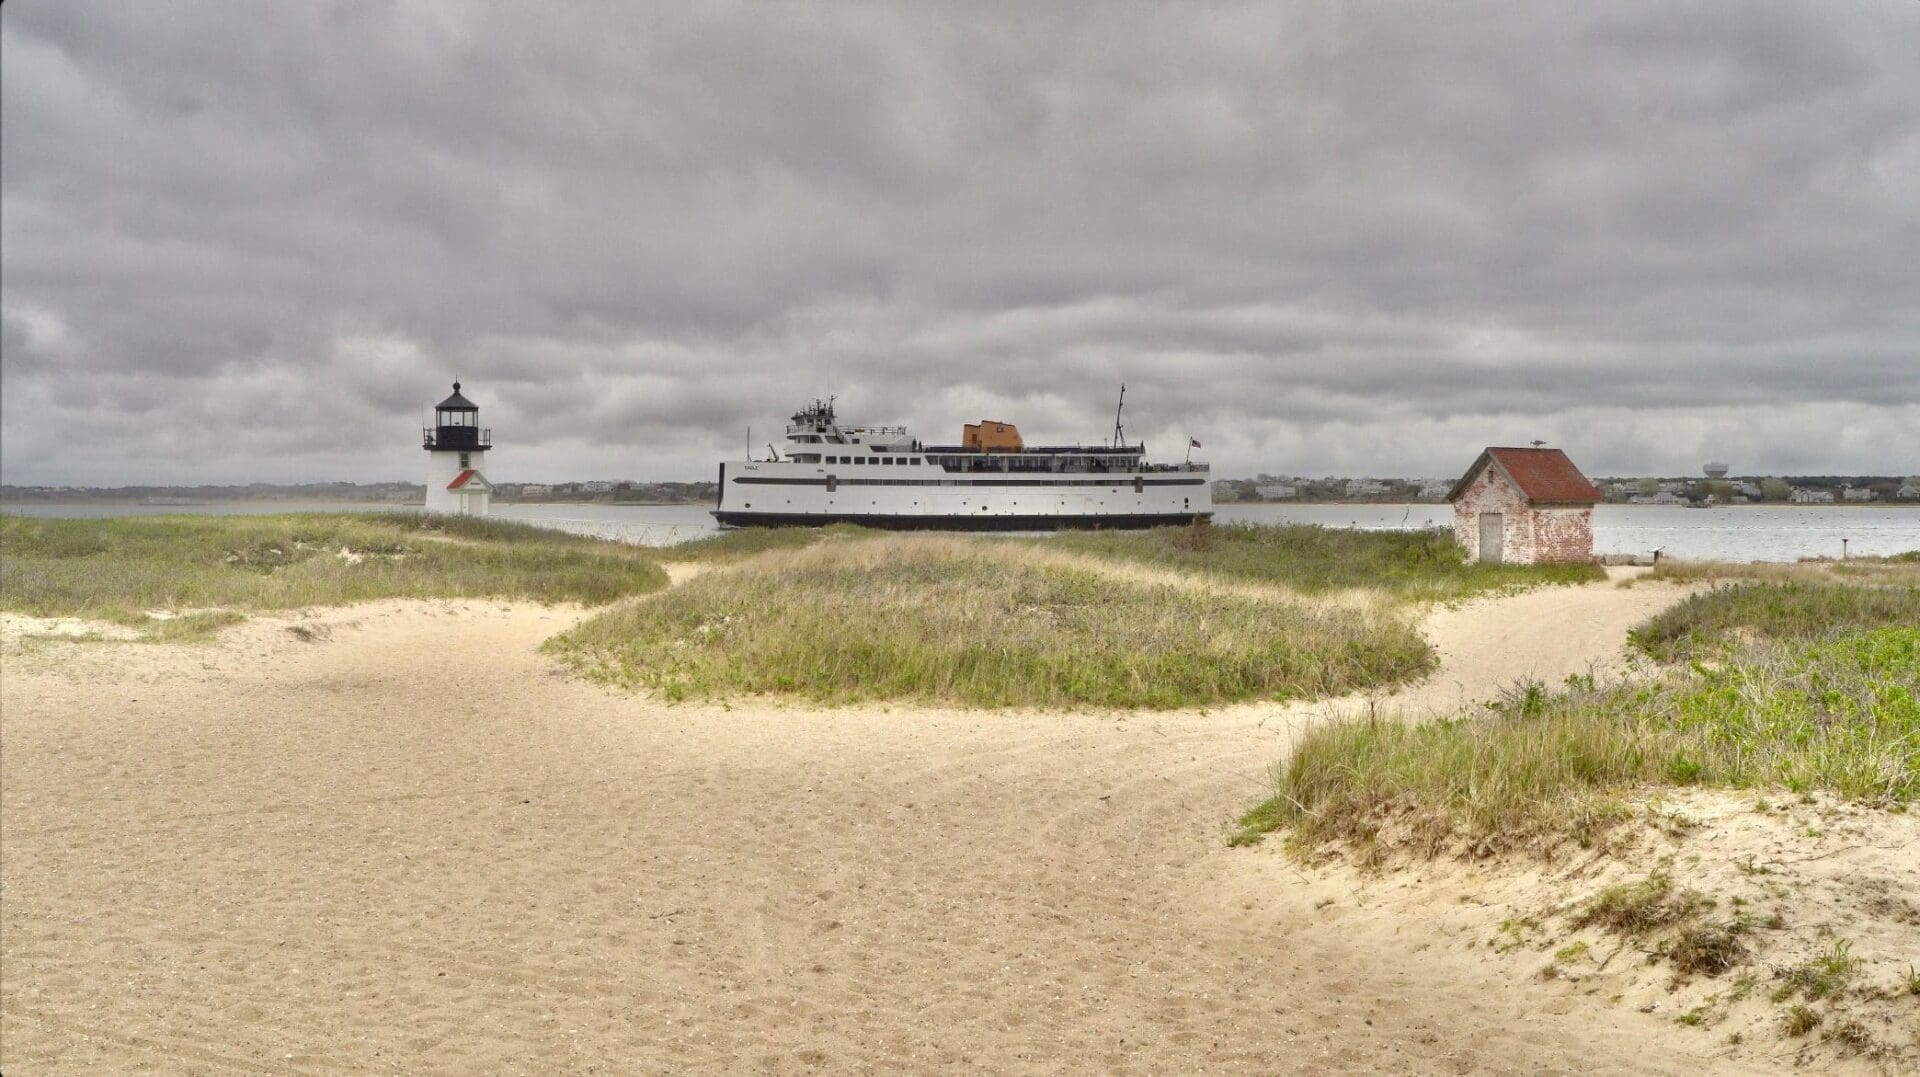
[1,578,1752,1074]
[1401,567,1678,712]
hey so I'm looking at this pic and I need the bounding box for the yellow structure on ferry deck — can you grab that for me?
[962,420,1024,453]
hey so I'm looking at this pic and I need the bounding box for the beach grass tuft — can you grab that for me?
[1666,919,1754,976]
[548,535,1433,708]
[1050,522,1603,601]
[131,609,252,642]
[1231,617,1919,852]
[1573,874,1707,935]
[0,513,668,616]
[1774,941,1862,1003]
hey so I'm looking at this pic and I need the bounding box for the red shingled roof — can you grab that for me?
[1447,447,1602,504]
[447,469,481,491]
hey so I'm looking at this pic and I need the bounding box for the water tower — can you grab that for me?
[1703,462,1729,480]
[423,381,493,515]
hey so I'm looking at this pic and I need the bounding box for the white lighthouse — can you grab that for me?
[423,381,493,515]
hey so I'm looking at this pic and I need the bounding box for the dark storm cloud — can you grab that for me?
[3,1,1917,485]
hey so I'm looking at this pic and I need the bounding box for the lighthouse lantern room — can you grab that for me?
[423,381,493,515]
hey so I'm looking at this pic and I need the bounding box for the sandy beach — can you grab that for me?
[1,576,1784,1073]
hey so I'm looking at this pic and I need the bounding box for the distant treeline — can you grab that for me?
[1588,475,1916,505]
[1,480,720,505]
[2,482,425,503]
[1213,474,1919,505]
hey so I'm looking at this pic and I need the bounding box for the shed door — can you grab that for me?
[1478,513,1504,564]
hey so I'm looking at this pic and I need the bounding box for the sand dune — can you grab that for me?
[2,576,1771,1073]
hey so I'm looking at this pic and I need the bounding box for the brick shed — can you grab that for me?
[1447,447,1602,565]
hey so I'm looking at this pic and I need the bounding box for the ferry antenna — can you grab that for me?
[1111,384,1126,449]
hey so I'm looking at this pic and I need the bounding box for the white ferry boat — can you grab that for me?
[714,397,1211,530]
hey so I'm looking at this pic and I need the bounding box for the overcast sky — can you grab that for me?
[4,2,1917,486]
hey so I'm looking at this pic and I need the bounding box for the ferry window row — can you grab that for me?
[820,456,922,466]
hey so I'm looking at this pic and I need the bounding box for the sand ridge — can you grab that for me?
[2,579,1768,1073]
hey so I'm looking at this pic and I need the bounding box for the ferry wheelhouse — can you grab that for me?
[714,398,1211,529]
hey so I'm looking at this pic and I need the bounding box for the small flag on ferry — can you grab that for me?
[1189,438,1202,449]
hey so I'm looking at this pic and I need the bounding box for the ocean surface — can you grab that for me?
[8,500,1918,562]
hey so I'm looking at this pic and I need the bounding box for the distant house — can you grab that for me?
[1736,482,1764,499]
[1842,486,1876,502]
[1790,488,1836,504]
[1628,491,1687,506]
[1417,481,1452,500]
[1345,478,1389,498]
[1900,483,1920,501]
[1255,482,1298,500]
[1448,447,1603,565]
[521,483,552,497]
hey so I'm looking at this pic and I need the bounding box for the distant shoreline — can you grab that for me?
[0,498,714,509]
[1218,500,1920,509]
[0,498,408,507]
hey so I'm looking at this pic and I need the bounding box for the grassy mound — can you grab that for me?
[0,513,668,620]
[1234,620,1919,853]
[1631,581,1920,660]
[663,523,876,562]
[548,536,1433,708]
[1051,522,1603,601]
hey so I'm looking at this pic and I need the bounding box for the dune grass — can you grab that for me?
[8,609,251,645]
[1050,522,1603,601]
[1232,582,1920,853]
[662,523,876,562]
[666,520,1606,601]
[548,536,1433,708]
[0,513,668,621]
[1631,581,1920,661]
[1640,553,1920,587]
[121,609,252,643]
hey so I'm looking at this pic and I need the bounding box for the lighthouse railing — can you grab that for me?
[423,427,493,450]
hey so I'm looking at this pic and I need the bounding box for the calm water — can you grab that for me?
[7,500,1917,562]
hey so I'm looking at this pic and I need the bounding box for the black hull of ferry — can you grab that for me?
[711,511,1212,531]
